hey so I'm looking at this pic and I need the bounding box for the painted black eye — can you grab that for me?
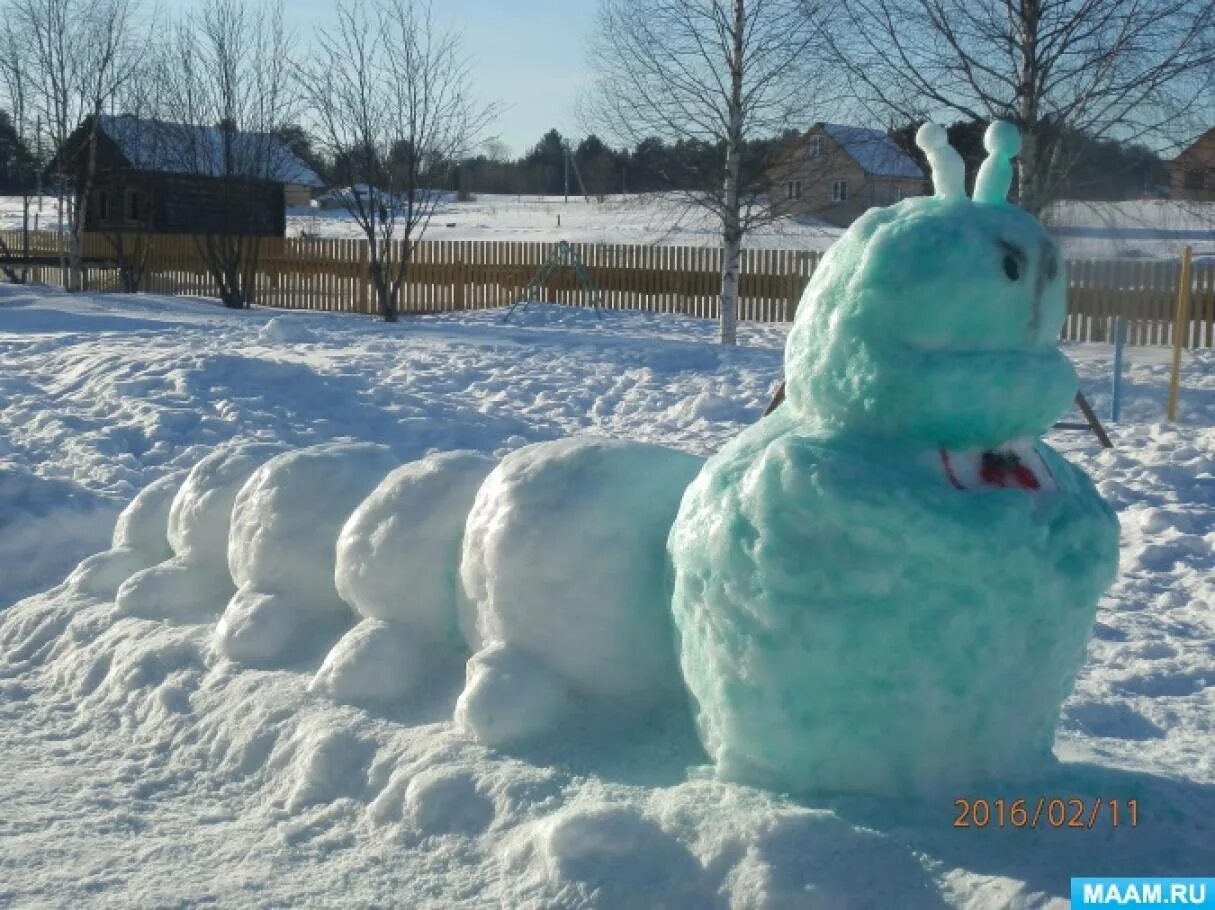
[1003,255,1020,281]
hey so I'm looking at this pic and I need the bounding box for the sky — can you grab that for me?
[167,0,600,158]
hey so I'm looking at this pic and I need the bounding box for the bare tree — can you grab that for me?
[0,19,38,280]
[586,0,829,345]
[297,0,493,322]
[8,0,145,290]
[98,61,172,293]
[160,0,300,308]
[825,0,1215,215]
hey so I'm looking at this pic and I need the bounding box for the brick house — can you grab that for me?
[1169,126,1215,202]
[769,122,928,226]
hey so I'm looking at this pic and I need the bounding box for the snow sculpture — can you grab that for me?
[68,470,185,598]
[214,442,398,667]
[455,437,702,746]
[115,444,281,621]
[669,122,1119,795]
[312,451,495,706]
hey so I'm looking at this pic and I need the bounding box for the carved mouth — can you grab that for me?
[938,445,1055,493]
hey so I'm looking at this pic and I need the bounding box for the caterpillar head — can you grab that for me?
[783,121,1076,450]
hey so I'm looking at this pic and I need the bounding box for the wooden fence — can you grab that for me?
[2,229,1213,346]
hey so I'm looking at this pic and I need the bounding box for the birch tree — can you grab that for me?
[0,19,38,278]
[297,0,493,322]
[8,0,144,290]
[587,0,828,345]
[825,0,1215,215]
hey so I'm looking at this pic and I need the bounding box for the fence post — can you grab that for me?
[453,258,465,310]
[357,240,371,315]
[1110,318,1125,422]
[1167,246,1193,422]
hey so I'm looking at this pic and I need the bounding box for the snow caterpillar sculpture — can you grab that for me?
[61,122,1116,800]
[668,122,1120,795]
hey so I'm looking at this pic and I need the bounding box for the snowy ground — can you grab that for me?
[5,193,1214,259]
[1,285,1213,908]
[288,194,847,252]
[288,195,1215,260]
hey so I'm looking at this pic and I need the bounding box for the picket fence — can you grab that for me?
[1,229,1212,346]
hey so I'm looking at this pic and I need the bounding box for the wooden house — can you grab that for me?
[1169,127,1215,202]
[77,114,325,236]
[769,123,928,226]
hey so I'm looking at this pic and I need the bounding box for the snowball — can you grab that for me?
[454,641,575,747]
[531,805,708,907]
[283,725,374,812]
[335,451,494,643]
[215,442,398,666]
[724,810,941,909]
[310,618,455,707]
[458,437,701,706]
[68,470,184,598]
[405,767,494,836]
[116,445,279,622]
[116,561,228,623]
[670,412,1120,796]
[168,444,283,568]
[257,315,316,345]
[113,470,186,557]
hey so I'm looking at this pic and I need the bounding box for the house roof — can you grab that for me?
[98,114,325,188]
[818,123,924,179]
[1174,125,1215,164]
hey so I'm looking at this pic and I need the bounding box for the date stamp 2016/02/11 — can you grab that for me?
[953,797,1139,829]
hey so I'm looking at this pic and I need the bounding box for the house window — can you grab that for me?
[832,179,849,202]
[1183,170,1204,189]
[125,189,141,221]
[786,180,803,200]
[809,136,823,158]
[92,190,109,221]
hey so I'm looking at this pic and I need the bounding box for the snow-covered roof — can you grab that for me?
[98,114,326,188]
[818,123,924,179]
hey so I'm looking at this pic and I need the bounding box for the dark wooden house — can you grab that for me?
[76,114,325,237]
[1169,126,1215,202]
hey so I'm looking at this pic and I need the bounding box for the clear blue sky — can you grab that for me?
[168,0,599,157]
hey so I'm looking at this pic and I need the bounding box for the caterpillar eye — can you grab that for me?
[1003,255,1020,281]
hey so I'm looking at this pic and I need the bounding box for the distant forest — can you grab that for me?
[264,122,1174,204]
[0,112,1168,205]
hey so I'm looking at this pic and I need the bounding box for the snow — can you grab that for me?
[1,280,1213,907]
[454,639,578,747]
[286,192,847,251]
[335,450,494,633]
[314,450,495,706]
[215,442,399,667]
[67,470,183,599]
[672,169,1121,795]
[97,114,325,188]
[3,192,1212,261]
[0,461,117,607]
[114,444,280,623]
[821,122,925,179]
[456,437,702,745]
[311,618,446,707]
